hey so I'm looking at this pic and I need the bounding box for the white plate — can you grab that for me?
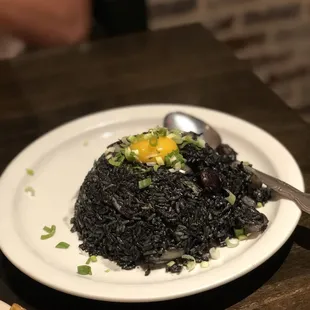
[0,301,9,310]
[0,104,304,302]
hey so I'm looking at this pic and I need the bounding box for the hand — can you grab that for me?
[0,0,91,46]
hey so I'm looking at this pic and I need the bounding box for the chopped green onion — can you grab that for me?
[167,261,175,267]
[77,265,92,275]
[170,128,182,135]
[153,165,159,172]
[86,255,97,264]
[165,150,185,168]
[234,228,245,238]
[121,137,130,145]
[105,147,115,155]
[149,136,158,147]
[182,254,196,271]
[225,237,239,248]
[25,186,35,196]
[182,254,195,261]
[225,190,236,205]
[186,260,196,271]
[197,137,205,148]
[167,133,183,144]
[174,162,182,170]
[55,242,70,249]
[156,127,168,136]
[105,269,110,273]
[108,155,124,167]
[200,261,209,268]
[242,161,251,166]
[139,178,152,189]
[26,168,34,176]
[128,135,137,143]
[125,147,137,162]
[43,226,52,233]
[238,235,247,241]
[143,133,153,140]
[167,133,176,139]
[210,247,220,260]
[41,225,56,240]
[155,156,164,166]
[183,180,201,195]
[256,202,263,208]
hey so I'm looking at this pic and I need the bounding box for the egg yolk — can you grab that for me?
[130,136,178,163]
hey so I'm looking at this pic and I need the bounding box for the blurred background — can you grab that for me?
[146,0,310,124]
[2,0,310,124]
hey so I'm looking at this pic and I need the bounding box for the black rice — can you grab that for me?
[71,135,271,274]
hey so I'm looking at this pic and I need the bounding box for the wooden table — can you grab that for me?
[0,24,309,310]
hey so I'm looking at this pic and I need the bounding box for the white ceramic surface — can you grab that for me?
[0,301,9,310]
[0,104,304,302]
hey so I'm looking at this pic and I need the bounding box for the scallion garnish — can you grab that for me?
[43,226,52,233]
[155,156,164,166]
[26,168,34,176]
[77,265,92,275]
[86,255,97,264]
[225,190,236,205]
[225,237,239,248]
[105,269,110,273]
[105,147,115,155]
[139,178,152,189]
[121,137,130,145]
[156,127,168,136]
[153,165,159,172]
[238,235,247,241]
[108,154,124,167]
[25,186,35,196]
[128,135,137,143]
[149,136,158,147]
[210,247,220,260]
[166,261,175,267]
[164,150,185,168]
[55,242,70,249]
[41,225,56,240]
[182,254,196,271]
[186,261,196,271]
[200,261,209,268]
[234,228,244,238]
[256,202,263,208]
[174,162,182,170]
[181,254,195,261]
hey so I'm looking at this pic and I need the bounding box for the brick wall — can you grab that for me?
[147,0,310,123]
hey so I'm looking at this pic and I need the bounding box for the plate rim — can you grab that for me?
[0,103,304,302]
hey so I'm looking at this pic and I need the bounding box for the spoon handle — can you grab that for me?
[245,166,310,214]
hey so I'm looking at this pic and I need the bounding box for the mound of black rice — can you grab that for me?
[71,131,271,275]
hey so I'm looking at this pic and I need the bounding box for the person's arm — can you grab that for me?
[0,0,91,46]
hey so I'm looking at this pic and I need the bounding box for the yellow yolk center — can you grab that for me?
[130,136,178,163]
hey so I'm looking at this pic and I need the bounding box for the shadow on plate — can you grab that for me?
[2,230,301,310]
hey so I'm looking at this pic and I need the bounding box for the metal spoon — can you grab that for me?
[164,111,222,149]
[163,111,310,214]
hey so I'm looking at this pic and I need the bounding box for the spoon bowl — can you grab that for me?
[164,111,222,149]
